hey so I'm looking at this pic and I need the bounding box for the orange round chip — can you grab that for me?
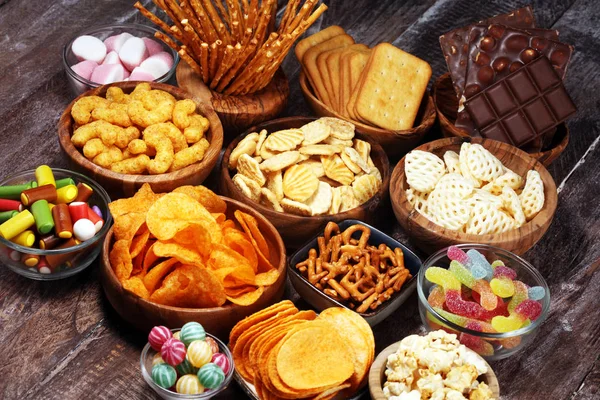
[122,276,150,299]
[110,239,133,281]
[172,185,227,213]
[226,286,265,306]
[143,258,180,293]
[149,264,226,307]
[153,241,205,268]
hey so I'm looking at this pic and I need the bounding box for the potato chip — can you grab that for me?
[283,164,319,202]
[254,129,268,157]
[340,151,362,174]
[234,210,269,256]
[227,286,265,306]
[299,144,341,156]
[329,186,342,214]
[172,223,212,259]
[172,185,227,213]
[281,198,312,216]
[152,241,205,267]
[229,300,296,348]
[428,189,471,231]
[254,269,281,286]
[352,174,381,204]
[324,136,353,147]
[338,185,360,212]
[233,173,262,202]
[405,150,446,193]
[259,151,301,172]
[299,159,325,178]
[321,154,354,186]
[319,117,355,140]
[264,129,304,152]
[143,258,180,292]
[113,212,146,242]
[260,188,284,212]
[110,239,133,281]
[122,276,150,299]
[142,241,160,273]
[130,226,150,258]
[304,181,333,216]
[353,139,371,162]
[344,147,370,173]
[223,229,258,272]
[229,133,259,169]
[150,264,227,307]
[301,119,331,145]
[405,187,431,216]
[108,183,162,217]
[237,153,266,186]
[265,171,284,201]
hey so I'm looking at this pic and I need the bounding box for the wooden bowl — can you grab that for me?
[220,116,391,249]
[100,196,287,340]
[432,73,569,167]
[57,81,223,199]
[368,341,500,399]
[390,137,558,256]
[177,61,289,141]
[299,71,436,160]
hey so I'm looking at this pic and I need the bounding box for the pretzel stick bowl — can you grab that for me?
[219,117,391,248]
[57,81,223,199]
[177,62,289,140]
[100,196,287,340]
[390,137,558,256]
[368,341,500,400]
[299,71,436,161]
[432,73,569,167]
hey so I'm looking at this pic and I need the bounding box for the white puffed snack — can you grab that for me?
[428,190,471,231]
[433,173,475,200]
[443,150,461,174]
[519,170,545,220]
[405,150,446,193]
[458,143,482,188]
[465,144,505,182]
[502,186,526,227]
[481,168,523,195]
[464,202,515,235]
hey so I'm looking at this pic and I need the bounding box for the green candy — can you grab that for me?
[0,210,18,224]
[31,200,54,234]
[55,178,75,189]
[152,363,177,389]
[0,182,37,200]
[197,363,225,389]
[180,322,206,346]
[176,358,198,376]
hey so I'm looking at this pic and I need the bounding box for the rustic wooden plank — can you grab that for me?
[573,356,600,399]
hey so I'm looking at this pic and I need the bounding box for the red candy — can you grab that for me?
[493,265,517,280]
[445,289,484,319]
[148,326,172,351]
[161,338,186,366]
[0,199,22,212]
[460,321,494,356]
[68,202,88,222]
[211,353,231,375]
[447,245,471,266]
[515,299,542,321]
[205,336,220,355]
[479,297,509,321]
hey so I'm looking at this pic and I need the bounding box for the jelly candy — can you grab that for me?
[449,260,476,288]
[490,277,515,297]
[500,336,522,349]
[473,280,498,311]
[447,245,472,267]
[508,280,529,313]
[466,249,494,280]
[515,299,542,321]
[433,307,468,327]
[428,285,445,308]
[528,286,546,301]
[445,289,483,319]
[493,265,517,280]
[425,266,461,291]
[460,321,494,356]
[479,298,509,321]
[491,314,524,332]
[491,260,505,269]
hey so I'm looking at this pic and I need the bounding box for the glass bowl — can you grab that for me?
[140,330,234,400]
[417,244,550,361]
[0,168,112,280]
[62,23,180,96]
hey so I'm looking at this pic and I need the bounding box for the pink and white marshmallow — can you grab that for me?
[142,38,164,56]
[90,64,128,85]
[102,51,123,66]
[138,52,174,79]
[104,32,134,53]
[72,35,106,63]
[70,60,98,81]
[129,67,155,82]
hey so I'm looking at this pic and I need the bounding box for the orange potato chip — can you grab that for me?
[226,285,264,306]
[146,192,221,242]
[223,230,258,272]
[143,258,180,293]
[131,252,144,277]
[172,224,212,259]
[172,185,227,213]
[110,239,133,281]
[254,269,280,286]
[130,228,150,259]
[108,183,162,218]
[142,241,160,272]
[234,210,269,255]
[211,213,226,224]
[152,241,205,267]
[150,264,226,307]
[122,276,150,299]
[224,285,257,297]
[229,300,296,348]
[113,212,146,242]
[220,219,237,231]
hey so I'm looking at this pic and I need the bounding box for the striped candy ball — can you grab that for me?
[173,331,181,340]
[176,374,205,395]
[187,340,213,368]
[148,326,172,351]
[176,358,198,376]
[180,322,206,346]
[161,338,187,366]
[205,336,220,354]
[152,353,165,366]
[197,363,225,389]
[211,353,231,375]
[151,363,177,389]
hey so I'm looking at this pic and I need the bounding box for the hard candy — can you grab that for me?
[176,374,205,395]
[187,340,212,368]
[197,363,225,389]
[211,353,231,375]
[148,326,172,351]
[205,336,220,354]
[180,322,206,346]
[176,358,198,376]
[151,363,177,389]
[161,338,187,366]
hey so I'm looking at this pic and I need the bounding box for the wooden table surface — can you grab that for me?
[0,0,598,399]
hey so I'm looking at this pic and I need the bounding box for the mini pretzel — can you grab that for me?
[341,224,371,249]
[323,221,340,242]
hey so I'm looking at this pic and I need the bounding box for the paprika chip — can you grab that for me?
[173,185,227,213]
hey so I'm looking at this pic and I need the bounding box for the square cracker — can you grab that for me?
[331,44,369,114]
[295,25,346,62]
[316,49,342,111]
[343,50,371,121]
[303,34,355,108]
[354,43,431,130]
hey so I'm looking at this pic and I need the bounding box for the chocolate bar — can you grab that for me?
[463,56,576,147]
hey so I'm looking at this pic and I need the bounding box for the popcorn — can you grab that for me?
[383,330,494,400]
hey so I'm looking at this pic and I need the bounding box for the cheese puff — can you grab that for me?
[106,87,131,104]
[93,145,123,168]
[71,120,119,147]
[71,96,110,125]
[144,122,187,152]
[144,130,174,174]
[142,90,176,109]
[128,99,174,128]
[82,138,107,159]
[111,154,150,174]
[128,139,148,155]
[122,148,132,159]
[172,99,197,130]
[170,138,209,171]
[92,105,132,127]
[130,83,152,100]
[183,114,210,144]
[115,126,141,149]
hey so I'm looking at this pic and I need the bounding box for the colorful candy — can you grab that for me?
[449,260,475,288]
[0,199,22,212]
[0,182,36,200]
[52,204,73,239]
[176,358,198,376]
[56,185,78,204]
[205,336,220,355]
[445,289,483,319]
[148,326,172,351]
[491,315,525,333]
[466,249,494,280]
[528,286,546,301]
[0,210,35,240]
[31,200,54,234]
[35,165,56,187]
[515,299,542,321]
[508,281,529,313]
[0,210,18,223]
[490,277,515,297]
[460,321,494,356]
[493,264,517,280]
[186,340,213,368]
[447,245,472,266]
[180,322,206,346]
[176,374,205,395]
[161,338,187,366]
[73,218,96,241]
[211,353,231,375]
[74,182,94,202]
[473,280,497,311]
[427,285,445,308]
[152,353,165,366]
[197,363,225,389]
[425,267,461,291]
[21,184,57,206]
[10,230,35,247]
[151,363,177,389]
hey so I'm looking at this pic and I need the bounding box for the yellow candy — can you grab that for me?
[35,165,56,187]
[186,340,212,368]
[0,210,35,240]
[491,315,524,333]
[56,185,78,204]
[176,374,205,395]
[152,353,165,366]
[10,229,35,247]
[490,277,515,297]
[173,331,181,340]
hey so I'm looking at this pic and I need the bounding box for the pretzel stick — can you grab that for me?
[189,0,219,44]
[208,41,222,80]
[225,32,278,94]
[197,0,230,44]
[154,31,182,53]
[180,2,206,42]
[287,0,318,33]
[178,48,203,76]
[245,0,259,31]
[183,24,205,59]
[200,42,210,82]
[212,0,232,30]
[240,0,249,16]
[210,44,237,88]
[134,2,178,39]
[252,0,274,45]
[161,0,189,39]
[227,0,244,37]
[216,37,258,91]
[279,0,300,33]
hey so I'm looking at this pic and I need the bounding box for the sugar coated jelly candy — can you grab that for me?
[180,321,206,346]
[428,285,445,308]
[460,321,494,356]
[491,315,524,333]
[447,245,472,266]
[176,374,205,395]
[490,277,515,297]
[528,286,546,301]
[425,266,461,291]
[493,265,517,280]
[449,260,476,288]
[491,260,505,269]
[515,299,543,321]
[433,307,468,327]
[445,290,484,319]
[473,280,498,311]
[148,325,173,351]
[197,363,225,389]
[152,363,177,389]
[508,280,529,313]
[161,338,187,366]
[479,298,509,321]
[466,249,494,280]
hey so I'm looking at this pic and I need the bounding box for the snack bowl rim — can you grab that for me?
[288,219,422,325]
[62,23,180,87]
[140,329,234,399]
[417,243,551,339]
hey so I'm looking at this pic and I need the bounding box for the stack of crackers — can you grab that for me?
[296,26,432,131]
